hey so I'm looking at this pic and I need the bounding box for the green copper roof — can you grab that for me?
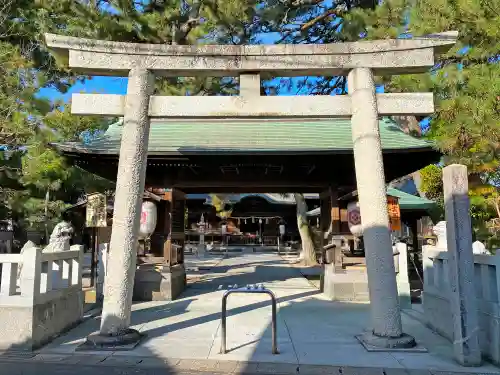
[307,188,435,216]
[55,117,433,155]
[386,187,436,210]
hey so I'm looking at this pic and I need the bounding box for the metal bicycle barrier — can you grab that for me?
[220,284,278,355]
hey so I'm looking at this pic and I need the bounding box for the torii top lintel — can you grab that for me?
[44,32,457,78]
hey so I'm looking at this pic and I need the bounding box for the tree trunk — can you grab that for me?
[294,193,317,266]
[494,199,500,220]
[44,188,50,242]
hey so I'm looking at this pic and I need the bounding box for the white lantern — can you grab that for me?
[279,224,285,236]
[347,201,363,237]
[138,201,157,239]
[221,223,228,235]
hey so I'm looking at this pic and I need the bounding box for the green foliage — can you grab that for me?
[419,165,445,221]
[349,0,500,174]
[2,0,498,244]
[1,0,264,239]
[419,164,499,236]
[0,2,116,238]
[40,0,258,96]
[420,165,444,202]
[209,194,232,219]
[258,0,499,176]
[339,0,499,241]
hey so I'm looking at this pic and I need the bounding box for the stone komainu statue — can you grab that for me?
[16,221,74,281]
[43,221,74,253]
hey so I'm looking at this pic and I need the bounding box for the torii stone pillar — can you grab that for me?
[349,68,415,348]
[85,69,155,348]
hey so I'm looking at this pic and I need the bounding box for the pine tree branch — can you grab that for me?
[437,53,500,68]
[276,2,347,43]
[286,0,324,7]
[300,5,346,31]
[172,0,204,45]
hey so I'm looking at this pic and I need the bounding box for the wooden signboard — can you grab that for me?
[387,196,401,232]
[86,193,107,228]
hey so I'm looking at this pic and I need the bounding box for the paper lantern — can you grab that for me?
[347,201,363,237]
[139,201,157,239]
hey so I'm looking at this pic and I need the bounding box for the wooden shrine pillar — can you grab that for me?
[320,187,344,272]
[162,188,186,267]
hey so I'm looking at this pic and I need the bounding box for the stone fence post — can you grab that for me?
[394,242,411,310]
[97,243,109,300]
[19,246,43,301]
[442,164,481,366]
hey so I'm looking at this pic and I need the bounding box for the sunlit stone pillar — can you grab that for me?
[348,68,415,348]
[83,69,154,349]
[443,164,481,366]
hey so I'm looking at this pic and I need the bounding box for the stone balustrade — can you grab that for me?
[422,246,500,364]
[0,245,84,351]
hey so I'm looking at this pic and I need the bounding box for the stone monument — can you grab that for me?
[197,214,207,258]
[442,165,481,365]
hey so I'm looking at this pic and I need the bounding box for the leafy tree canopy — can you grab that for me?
[1,0,499,245]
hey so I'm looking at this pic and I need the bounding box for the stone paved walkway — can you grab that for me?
[23,253,499,374]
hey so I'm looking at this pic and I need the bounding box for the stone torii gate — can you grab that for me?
[45,32,457,350]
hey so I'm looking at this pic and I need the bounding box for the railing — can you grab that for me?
[220,285,278,355]
[0,231,13,253]
[424,247,500,304]
[0,245,83,306]
[422,246,500,364]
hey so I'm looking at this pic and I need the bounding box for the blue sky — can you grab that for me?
[37,73,385,102]
[38,76,128,102]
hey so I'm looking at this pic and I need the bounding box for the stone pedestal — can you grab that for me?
[242,247,255,254]
[323,267,370,302]
[133,264,186,301]
[197,243,208,258]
